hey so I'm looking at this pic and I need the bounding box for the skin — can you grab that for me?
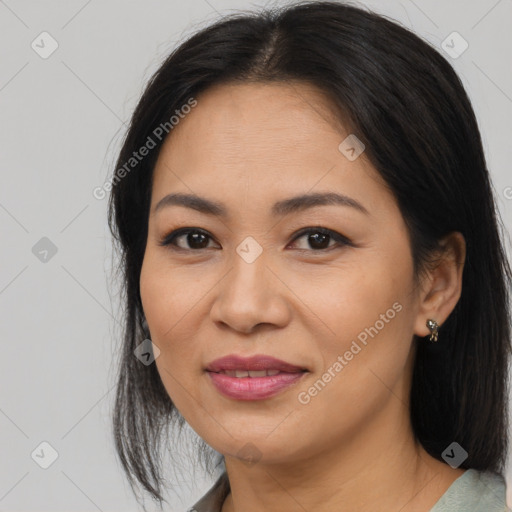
[139,82,467,512]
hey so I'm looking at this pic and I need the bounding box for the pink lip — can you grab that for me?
[205,354,306,373]
[205,354,308,401]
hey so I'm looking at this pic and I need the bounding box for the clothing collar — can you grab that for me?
[190,471,230,512]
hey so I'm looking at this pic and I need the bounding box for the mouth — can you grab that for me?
[205,354,309,400]
[205,354,308,373]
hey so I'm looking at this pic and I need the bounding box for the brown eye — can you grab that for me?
[159,226,353,253]
[159,228,218,250]
[289,227,353,251]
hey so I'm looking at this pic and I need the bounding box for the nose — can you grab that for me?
[209,249,291,335]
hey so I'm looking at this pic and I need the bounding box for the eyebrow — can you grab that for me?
[153,191,370,217]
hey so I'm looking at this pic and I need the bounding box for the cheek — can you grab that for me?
[140,246,206,333]
[139,252,200,366]
[291,274,414,442]
[140,253,209,420]
[290,243,416,392]
[294,257,411,345]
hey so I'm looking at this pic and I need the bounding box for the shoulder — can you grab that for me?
[188,468,510,511]
[189,471,230,512]
[430,468,509,511]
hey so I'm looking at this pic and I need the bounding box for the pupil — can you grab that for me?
[309,232,329,249]
[189,232,208,249]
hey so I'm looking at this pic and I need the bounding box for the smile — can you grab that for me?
[206,368,307,400]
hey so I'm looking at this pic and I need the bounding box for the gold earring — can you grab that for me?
[426,319,439,342]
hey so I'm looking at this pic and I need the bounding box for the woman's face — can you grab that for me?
[140,82,426,464]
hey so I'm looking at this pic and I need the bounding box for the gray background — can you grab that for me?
[1,0,511,510]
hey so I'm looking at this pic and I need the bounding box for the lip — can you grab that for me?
[205,354,308,401]
[205,354,307,373]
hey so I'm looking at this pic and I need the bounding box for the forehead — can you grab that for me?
[151,82,391,216]
[160,81,348,161]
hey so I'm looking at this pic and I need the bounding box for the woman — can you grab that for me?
[108,2,512,510]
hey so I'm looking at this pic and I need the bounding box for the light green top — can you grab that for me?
[191,468,510,511]
[430,468,509,511]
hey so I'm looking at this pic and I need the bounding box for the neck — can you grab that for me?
[221,398,464,512]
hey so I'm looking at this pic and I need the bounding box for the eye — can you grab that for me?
[288,227,353,251]
[158,228,219,251]
[159,226,352,252]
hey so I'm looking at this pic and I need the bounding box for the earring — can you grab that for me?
[426,319,439,342]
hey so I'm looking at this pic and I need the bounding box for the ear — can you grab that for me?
[413,231,466,338]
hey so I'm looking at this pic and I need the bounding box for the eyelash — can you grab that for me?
[158,226,353,253]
